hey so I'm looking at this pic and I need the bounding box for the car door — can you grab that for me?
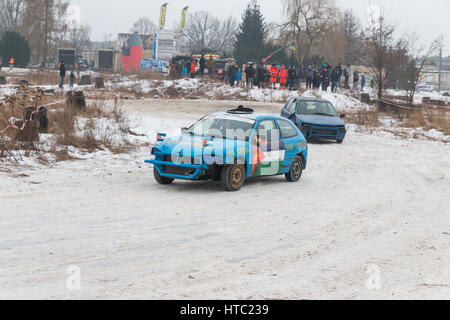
[251,119,284,177]
[281,97,298,120]
[277,118,301,172]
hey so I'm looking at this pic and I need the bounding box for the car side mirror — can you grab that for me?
[340,114,345,119]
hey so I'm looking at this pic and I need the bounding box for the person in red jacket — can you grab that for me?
[190,60,197,78]
[279,65,287,89]
[270,64,278,89]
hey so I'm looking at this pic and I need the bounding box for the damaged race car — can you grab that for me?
[145,106,308,191]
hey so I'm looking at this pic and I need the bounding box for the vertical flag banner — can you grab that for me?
[154,33,159,60]
[159,3,169,30]
[180,6,189,32]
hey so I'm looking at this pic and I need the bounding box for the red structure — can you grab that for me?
[121,33,143,73]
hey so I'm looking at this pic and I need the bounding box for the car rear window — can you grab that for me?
[277,119,298,138]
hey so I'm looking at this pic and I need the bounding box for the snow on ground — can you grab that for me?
[0,99,449,299]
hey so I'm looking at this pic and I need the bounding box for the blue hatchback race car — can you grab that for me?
[145,106,308,191]
[281,97,347,143]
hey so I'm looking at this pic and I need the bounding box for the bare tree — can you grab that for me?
[360,10,400,102]
[131,17,156,41]
[283,0,338,61]
[22,0,69,66]
[402,34,443,107]
[67,24,92,54]
[0,0,24,33]
[180,11,237,54]
[343,9,359,65]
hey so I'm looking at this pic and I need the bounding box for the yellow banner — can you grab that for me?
[159,3,168,30]
[180,6,189,31]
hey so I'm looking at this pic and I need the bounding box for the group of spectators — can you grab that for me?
[170,55,368,92]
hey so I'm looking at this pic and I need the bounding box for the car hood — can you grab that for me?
[156,134,248,158]
[298,114,345,126]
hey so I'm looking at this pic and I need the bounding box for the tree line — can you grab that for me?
[0,0,91,68]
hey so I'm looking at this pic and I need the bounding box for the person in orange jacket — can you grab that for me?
[269,64,278,89]
[9,57,14,70]
[190,60,197,78]
[279,65,287,89]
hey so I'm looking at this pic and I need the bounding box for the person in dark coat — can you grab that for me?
[69,70,75,88]
[313,68,320,89]
[335,63,343,87]
[59,62,66,88]
[306,66,314,89]
[320,65,330,91]
[255,64,265,89]
[228,63,237,86]
[199,55,206,76]
[344,65,350,89]
[331,69,340,92]
[245,64,255,87]
[287,66,297,91]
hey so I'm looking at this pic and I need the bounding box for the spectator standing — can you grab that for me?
[344,65,350,89]
[361,74,366,91]
[207,57,215,78]
[335,63,343,87]
[176,61,183,78]
[59,62,66,88]
[353,69,360,91]
[269,64,278,89]
[287,66,297,91]
[190,60,197,78]
[331,69,340,93]
[279,65,288,89]
[199,55,206,76]
[224,59,232,84]
[320,65,330,91]
[306,66,314,89]
[69,70,75,88]
[256,64,265,89]
[228,63,237,86]
[245,63,255,87]
[235,65,242,86]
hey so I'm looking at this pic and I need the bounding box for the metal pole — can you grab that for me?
[438,48,442,93]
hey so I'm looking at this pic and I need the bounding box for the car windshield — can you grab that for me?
[298,101,339,117]
[186,116,255,141]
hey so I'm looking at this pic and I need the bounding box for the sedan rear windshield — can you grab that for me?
[298,101,339,117]
[186,116,255,141]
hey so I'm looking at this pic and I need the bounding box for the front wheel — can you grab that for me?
[337,139,343,144]
[221,164,245,191]
[285,156,303,182]
[154,166,174,185]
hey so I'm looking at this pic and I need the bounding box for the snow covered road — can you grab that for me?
[1,99,449,299]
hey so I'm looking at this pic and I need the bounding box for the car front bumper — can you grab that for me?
[301,124,347,140]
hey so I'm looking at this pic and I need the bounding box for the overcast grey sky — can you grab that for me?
[71,0,450,54]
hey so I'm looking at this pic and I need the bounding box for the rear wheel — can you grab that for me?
[337,139,343,144]
[285,156,303,182]
[221,164,245,191]
[154,166,174,185]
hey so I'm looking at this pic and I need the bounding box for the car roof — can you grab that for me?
[210,112,282,122]
[291,96,332,104]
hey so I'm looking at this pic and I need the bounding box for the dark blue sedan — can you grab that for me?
[281,97,347,143]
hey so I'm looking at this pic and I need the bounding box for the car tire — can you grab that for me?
[154,166,174,185]
[221,164,245,191]
[285,155,303,183]
[337,139,343,144]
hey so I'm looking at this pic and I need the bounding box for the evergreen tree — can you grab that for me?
[0,31,31,68]
[233,0,265,64]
